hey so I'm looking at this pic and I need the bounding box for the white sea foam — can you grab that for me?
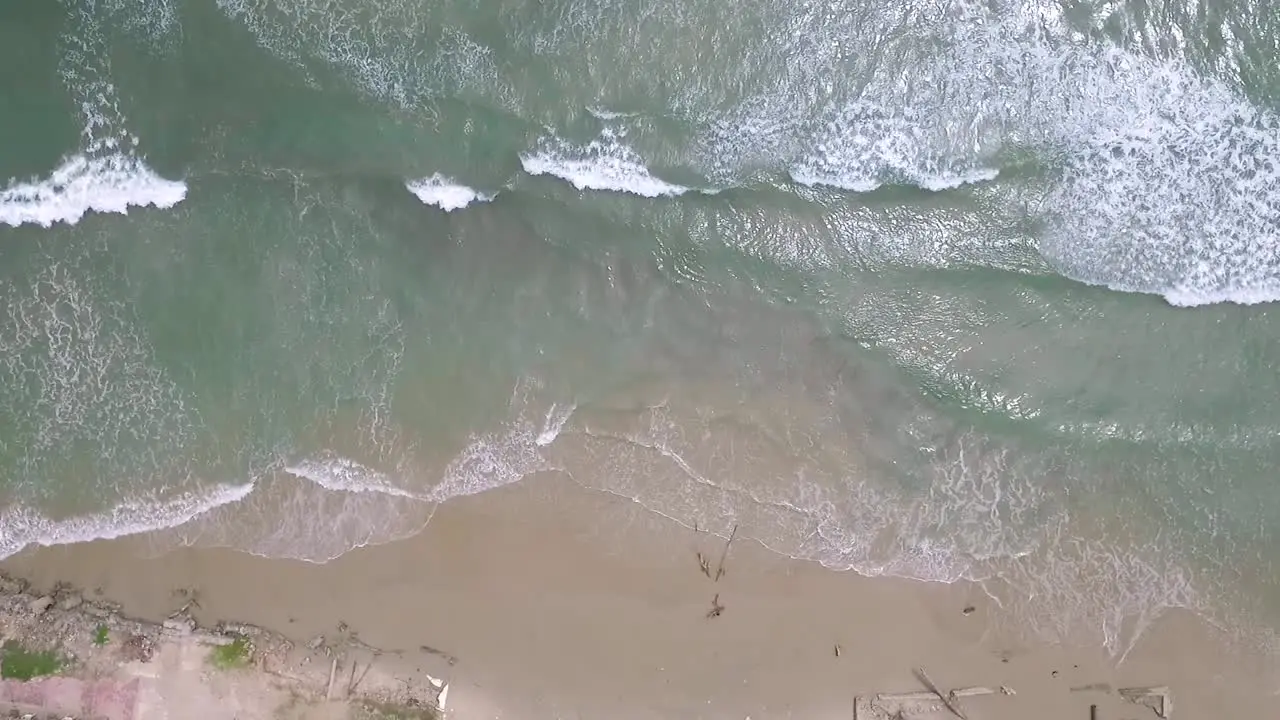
[0,482,255,561]
[1037,51,1280,307]
[586,106,636,121]
[788,103,1002,193]
[405,174,494,212]
[286,454,419,498]
[427,378,560,501]
[697,0,1279,306]
[153,464,436,563]
[537,402,576,447]
[521,129,690,198]
[0,154,187,229]
[215,0,516,111]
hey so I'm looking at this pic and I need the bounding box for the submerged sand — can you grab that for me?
[2,473,1274,719]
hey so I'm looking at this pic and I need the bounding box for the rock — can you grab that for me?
[0,575,27,594]
[58,593,83,610]
[29,595,54,615]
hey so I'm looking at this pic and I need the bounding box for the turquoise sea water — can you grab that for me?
[2,0,1279,658]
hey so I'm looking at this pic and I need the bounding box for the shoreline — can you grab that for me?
[2,473,1275,719]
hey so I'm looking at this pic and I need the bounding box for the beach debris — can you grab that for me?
[218,621,264,637]
[307,634,326,650]
[325,656,339,699]
[697,551,712,578]
[193,630,237,646]
[715,524,739,581]
[1119,685,1172,718]
[171,586,202,613]
[706,593,725,619]
[834,643,841,658]
[162,615,195,637]
[912,666,969,720]
[419,643,459,666]
[121,633,155,663]
[28,595,54,616]
[1090,704,1098,720]
[860,687,995,720]
[1071,682,1114,694]
[962,606,975,615]
[348,657,377,694]
[999,686,1015,696]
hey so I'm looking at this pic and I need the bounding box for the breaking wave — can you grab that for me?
[1,1,186,229]
[1,153,186,228]
[520,129,691,198]
[405,174,495,212]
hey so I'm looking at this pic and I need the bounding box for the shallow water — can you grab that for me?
[2,0,1278,657]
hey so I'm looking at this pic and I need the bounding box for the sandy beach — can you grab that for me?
[2,472,1275,719]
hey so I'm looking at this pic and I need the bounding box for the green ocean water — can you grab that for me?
[2,0,1279,658]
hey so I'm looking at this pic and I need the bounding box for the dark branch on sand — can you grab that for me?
[706,593,724,619]
[913,666,968,720]
[696,551,712,578]
[714,524,738,581]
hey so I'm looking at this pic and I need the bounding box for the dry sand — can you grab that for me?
[2,472,1274,719]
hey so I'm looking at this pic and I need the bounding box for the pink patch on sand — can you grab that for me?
[41,676,87,715]
[6,678,46,705]
[85,677,139,720]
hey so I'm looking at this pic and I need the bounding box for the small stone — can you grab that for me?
[59,593,83,610]
[29,595,54,615]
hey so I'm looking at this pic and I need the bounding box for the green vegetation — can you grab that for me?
[351,700,442,720]
[93,624,110,646]
[208,636,252,670]
[0,641,64,680]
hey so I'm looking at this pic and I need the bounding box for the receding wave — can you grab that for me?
[0,482,255,561]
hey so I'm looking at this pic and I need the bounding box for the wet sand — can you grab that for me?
[2,472,1274,719]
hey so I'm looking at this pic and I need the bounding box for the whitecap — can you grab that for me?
[405,174,495,212]
[520,129,690,198]
[1,154,187,229]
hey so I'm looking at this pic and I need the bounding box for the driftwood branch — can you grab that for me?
[706,593,724,619]
[696,552,712,578]
[714,524,738,581]
[913,666,968,720]
[325,656,339,699]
